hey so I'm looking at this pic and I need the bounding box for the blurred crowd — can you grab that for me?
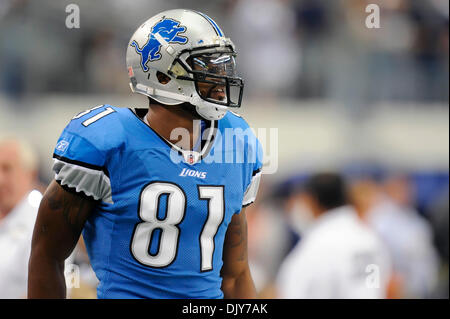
[248,167,448,298]
[0,0,448,107]
[0,0,448,299]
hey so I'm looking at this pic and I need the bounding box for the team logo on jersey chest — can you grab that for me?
[179,168,207,179]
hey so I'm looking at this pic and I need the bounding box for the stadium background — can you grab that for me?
[0,0,448,298]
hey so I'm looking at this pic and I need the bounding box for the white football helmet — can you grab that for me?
[126,9,244,120]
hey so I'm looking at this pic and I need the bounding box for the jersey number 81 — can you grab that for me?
[130,182,224,272]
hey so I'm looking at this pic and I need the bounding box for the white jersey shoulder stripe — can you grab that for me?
[242,169,262,207]
[52,158,113,204]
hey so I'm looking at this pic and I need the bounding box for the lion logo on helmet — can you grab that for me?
[130,18,188,72]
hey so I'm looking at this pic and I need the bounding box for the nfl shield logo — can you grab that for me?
[188,153,194,164]
[128,66,134,77]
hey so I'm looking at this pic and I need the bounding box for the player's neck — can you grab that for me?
[146,104,202,150]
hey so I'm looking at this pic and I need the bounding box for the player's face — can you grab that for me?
[196,78,226,102]
[190,53,237,104]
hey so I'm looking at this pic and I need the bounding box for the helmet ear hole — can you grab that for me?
[156,71,171,85]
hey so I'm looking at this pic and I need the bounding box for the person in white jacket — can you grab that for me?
[276,173,391,299]
[0,137,42,298]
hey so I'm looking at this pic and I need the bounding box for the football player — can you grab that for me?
[28,9,263,299]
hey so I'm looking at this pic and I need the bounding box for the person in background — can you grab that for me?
[0,136,42,298]
[276,173,391,299]
[351,173,439,298]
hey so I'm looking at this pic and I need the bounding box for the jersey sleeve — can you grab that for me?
[51,107,116,204]
[242,137,263,207]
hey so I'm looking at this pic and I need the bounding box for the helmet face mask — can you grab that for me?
[171,47,244,108]
[126,9,244,120]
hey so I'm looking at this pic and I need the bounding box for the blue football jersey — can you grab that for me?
[52,105,263,299]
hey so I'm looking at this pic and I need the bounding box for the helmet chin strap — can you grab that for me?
[195,104,227,120]
[133,83,228,120]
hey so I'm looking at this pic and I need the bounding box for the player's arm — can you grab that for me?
[221,208,257,299]
[28,180,96,298]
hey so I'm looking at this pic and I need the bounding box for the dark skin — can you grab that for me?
[146,102,203,151]
[221,207,256,298]
[28,181,96,298]
[28,92,256,299]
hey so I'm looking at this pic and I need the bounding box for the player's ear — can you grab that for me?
[156,71,171,84]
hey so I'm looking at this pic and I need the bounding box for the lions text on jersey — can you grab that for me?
[52,105,262,298]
